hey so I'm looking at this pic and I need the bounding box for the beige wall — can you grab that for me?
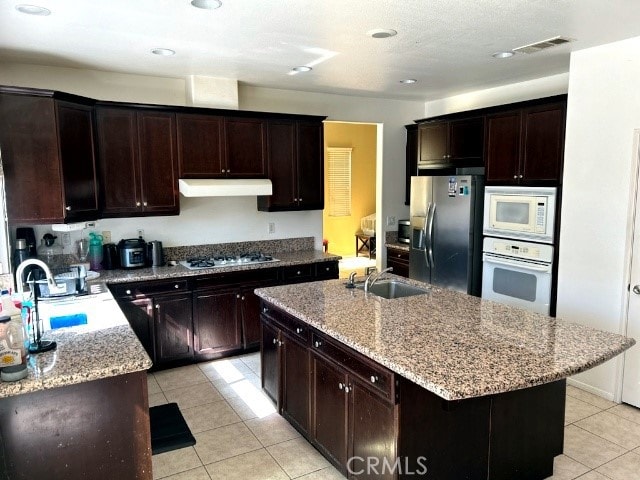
[323,122,377,257]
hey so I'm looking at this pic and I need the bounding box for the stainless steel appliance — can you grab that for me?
[179,253,279,270]
[118,238,146,269]
[397,220,410,244]
[481,237,553,315]
[483,186,557,244]
[146,240,164,267]
[409,171,484,295]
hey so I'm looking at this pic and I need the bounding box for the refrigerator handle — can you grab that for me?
[427,203,436,268]
[423,203,431,267]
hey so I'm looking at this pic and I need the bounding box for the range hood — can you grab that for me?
[178,179,272,197]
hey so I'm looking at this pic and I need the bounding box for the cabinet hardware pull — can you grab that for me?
[278,340,283,347]
[314,340,322,348]
[143,201,148,207]
[241,296,245,300]
[272,338,277,345]
[370,375,378,383]
[344,385,351,393]
[296,327,303,334]
[338,382,344,390]
[221,169,226,173]
[65,206,71,211]
[228,169,231,173]
[512,175,518,179]
[236,294,241,299]
[136,202,141,207]
[155,304,160,309]
[126,289,132,295]
[263,307,268,313]
[299,198,303,202]
[297,271,301,275]
[519,174,523,179]
[174,284,179,289]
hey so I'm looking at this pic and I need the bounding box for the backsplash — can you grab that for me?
[164,237,314,261]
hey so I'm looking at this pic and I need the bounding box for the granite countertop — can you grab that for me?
[97,250,341,284]
[0,287,152,399]
[385,241,410,252]
[255,277,635,401]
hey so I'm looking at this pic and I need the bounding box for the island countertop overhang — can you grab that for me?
[255,277,635,401]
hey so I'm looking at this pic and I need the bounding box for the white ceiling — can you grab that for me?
[1,0,639,101]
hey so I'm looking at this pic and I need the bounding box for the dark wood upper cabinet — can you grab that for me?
[0,92,98,224]
[223,117,267,177]
[177,114,224,178]
[96,107,179,217]
[485,101,566,185]
[418,117,484,169]
[258,119,324,212]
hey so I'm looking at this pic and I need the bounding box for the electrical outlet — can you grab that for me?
[102,231,112,244]
[137,229,144,238]
[268,222,276,234]
[386,216,396,226]
[62,233,71,246]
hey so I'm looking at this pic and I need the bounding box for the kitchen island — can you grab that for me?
[0,287,153,480]
[255,277,635,480]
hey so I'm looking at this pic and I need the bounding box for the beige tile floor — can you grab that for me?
[148,353,640,480]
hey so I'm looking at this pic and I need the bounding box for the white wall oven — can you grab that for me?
[483,186,557,244]
[482,237,554,315]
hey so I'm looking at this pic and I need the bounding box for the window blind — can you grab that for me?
[327,147,352,217]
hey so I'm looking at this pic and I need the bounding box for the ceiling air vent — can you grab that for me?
[513,36,573,54]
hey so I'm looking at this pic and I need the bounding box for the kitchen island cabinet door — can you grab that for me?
[154,293,194,365]
[240,286,275,349]
[296,121,324,210]
[311,352,349,470]
[349,382,397,480]
[193,289,242,358]
[261,318,280,406]
[281,330,310,434]
[224,117,267,177]
[137,111,179,214]
[177,113,225,178]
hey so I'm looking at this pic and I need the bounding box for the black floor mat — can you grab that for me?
[149,402,196,455]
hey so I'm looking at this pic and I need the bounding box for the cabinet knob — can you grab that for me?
[237,294,241,299]
[299,198,303,202]
[296,270,301,275]
[344,385,351,393]
[370,375,378,383]
[272,338,277,345]
[143,201,148,207]
[241,295,245,300]
[174,284,180,289]
[338,382,344,390]
[296,327,303,334]
[65,206,71,211]
[518,174,523,179]
[513,175,518,179]
[136,202,141,207]
[325,267,330,271]
[263,307,268,313]
[314,340,322,348]
[227,169,231,173]
[126,289,131,295]
[221,169,226,173]
[155,304,160,309]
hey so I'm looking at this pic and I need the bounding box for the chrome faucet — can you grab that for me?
[15,259,62,295]
[364,267,393,293]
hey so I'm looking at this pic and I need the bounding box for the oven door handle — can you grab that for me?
[483,254,551,272]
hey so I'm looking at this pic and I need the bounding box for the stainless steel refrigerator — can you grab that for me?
[409,171,484,296]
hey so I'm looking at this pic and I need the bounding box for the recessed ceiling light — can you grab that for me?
[291,66,312,73]
[15,4,51,15]
[367,29,398,39]
[400,79,417,84]
[190,0,222,9]
[492,51,515,59]
[151,48,176,56]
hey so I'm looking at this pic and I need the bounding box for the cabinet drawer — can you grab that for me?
[282,264,314,282]
[310,332,395,402]
[386,248,409,263]
[261,303,309,343]
[195,267,279,290]
[315,261,339,279]
[111,279,190,299]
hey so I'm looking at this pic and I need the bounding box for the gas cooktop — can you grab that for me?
[179,253,280,270]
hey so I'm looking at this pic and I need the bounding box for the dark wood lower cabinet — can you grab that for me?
[154,293,194,364]
[386,247,409,278]
[194,289,242,358]
[260,301,567,480]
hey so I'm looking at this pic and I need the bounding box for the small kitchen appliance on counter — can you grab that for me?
[179,252,279,270]
[102,243,119,270]
[118,238,146,269]
[147,240,164,267]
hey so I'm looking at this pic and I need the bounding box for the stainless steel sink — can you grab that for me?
[357,279,429,299]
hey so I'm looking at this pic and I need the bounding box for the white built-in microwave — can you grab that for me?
[483,186,557,244]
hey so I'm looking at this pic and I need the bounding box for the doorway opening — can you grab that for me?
[323,121,378,278]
